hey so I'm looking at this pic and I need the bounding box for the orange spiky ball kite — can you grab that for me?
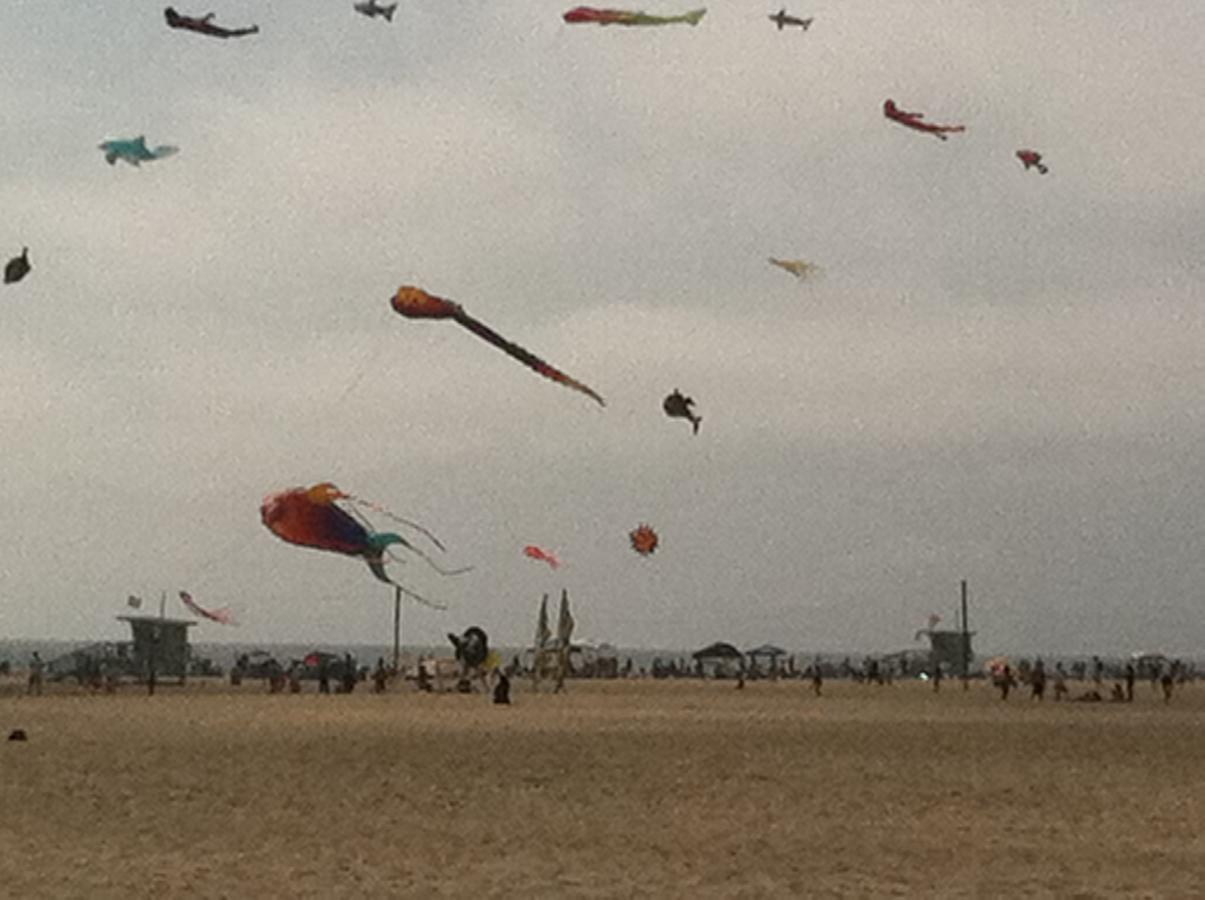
[629,524,659,556]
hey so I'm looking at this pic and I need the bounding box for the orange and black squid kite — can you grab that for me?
[391,286,605,407]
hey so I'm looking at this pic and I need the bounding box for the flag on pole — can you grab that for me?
[126,595,143,610]
[556,589,575,649]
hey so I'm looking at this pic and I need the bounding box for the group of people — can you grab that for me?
[992,657,1185,704]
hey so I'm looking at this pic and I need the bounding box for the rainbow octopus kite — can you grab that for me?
[260,482,469,608]
[883,99,965,141]
[98,136,179,167]
[391,286,605,407]
[563,6,706,26]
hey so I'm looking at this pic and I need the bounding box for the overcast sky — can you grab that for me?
[1,1,1202,656]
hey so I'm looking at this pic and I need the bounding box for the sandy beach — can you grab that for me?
[2,677,1202,897]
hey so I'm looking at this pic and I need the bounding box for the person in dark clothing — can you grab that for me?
[493,671,511,705]
[1124,663,1136,702]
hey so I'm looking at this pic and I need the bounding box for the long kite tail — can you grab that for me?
[365,557,449,609]
[452,309,606,407]
[346,495,449,552]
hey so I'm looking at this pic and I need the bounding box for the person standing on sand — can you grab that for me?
[1053,662,1068,701]
[372,658,388,693]
[932,662,942,693]
[998,665,1015,700]
[1031,659,1046,701]
[810,662,823,697]
[1124,663,1135,702]
[27,652,44,696]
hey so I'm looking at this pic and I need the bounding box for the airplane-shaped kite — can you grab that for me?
[768,9,812,30]
[98,136,179,167]
[768,257,818,279]
[354,0,397,20]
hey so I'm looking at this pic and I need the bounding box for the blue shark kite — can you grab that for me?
[98,136,179,167]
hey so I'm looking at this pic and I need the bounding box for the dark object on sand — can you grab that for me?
[8,729,28,742]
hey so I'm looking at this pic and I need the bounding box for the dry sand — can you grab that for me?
[2,677,1203,897]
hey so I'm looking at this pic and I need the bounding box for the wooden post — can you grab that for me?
[392,585,402,674]
[961,579,970,690]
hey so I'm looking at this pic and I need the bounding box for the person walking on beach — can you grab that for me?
[27,652,44,696]
[372,658,388,693]
[1124,663,1136,702]
[932,662,943,693]
[810,661,823,697]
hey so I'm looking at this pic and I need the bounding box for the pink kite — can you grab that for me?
[524,545,561,569]
[179,591,236,625]
[883,99,965,141]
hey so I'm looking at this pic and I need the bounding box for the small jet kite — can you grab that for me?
[164,7,259,38]
[354,0,397,21]
[563,6,706,26]
[260,482,469,607]
[768,257,817,279]
[630,523,659,556]
[663,389,701,434]
[883,99,965,141]
[4,248,30,285]
[524,545,561,569]
[179,591,236,625]
[98,136,179,167]
[769,9,812,30]
[391,286,605,407]
[1016,149,1049,174]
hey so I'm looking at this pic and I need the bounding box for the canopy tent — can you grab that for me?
[692,641,743,661]
[692,641,744,678]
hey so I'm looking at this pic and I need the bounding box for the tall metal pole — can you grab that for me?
[392,585,402,674]
[960,579,969,690]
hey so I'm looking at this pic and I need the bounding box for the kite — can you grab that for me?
[4,248,30,285]
[768,257,817,279]
[524,545,561,569]
[179,591,236,625]
[1016,149,1049,174]
[630,523,659,556]
[164,7,259,38]
[883,99,965,141]
[663,389,701,434]
[563,6,707,26]
[260,482,470,608]
[769,9,812,30]
[353,0,397,21]
[98,136,179,167]
[390,286,605,407]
